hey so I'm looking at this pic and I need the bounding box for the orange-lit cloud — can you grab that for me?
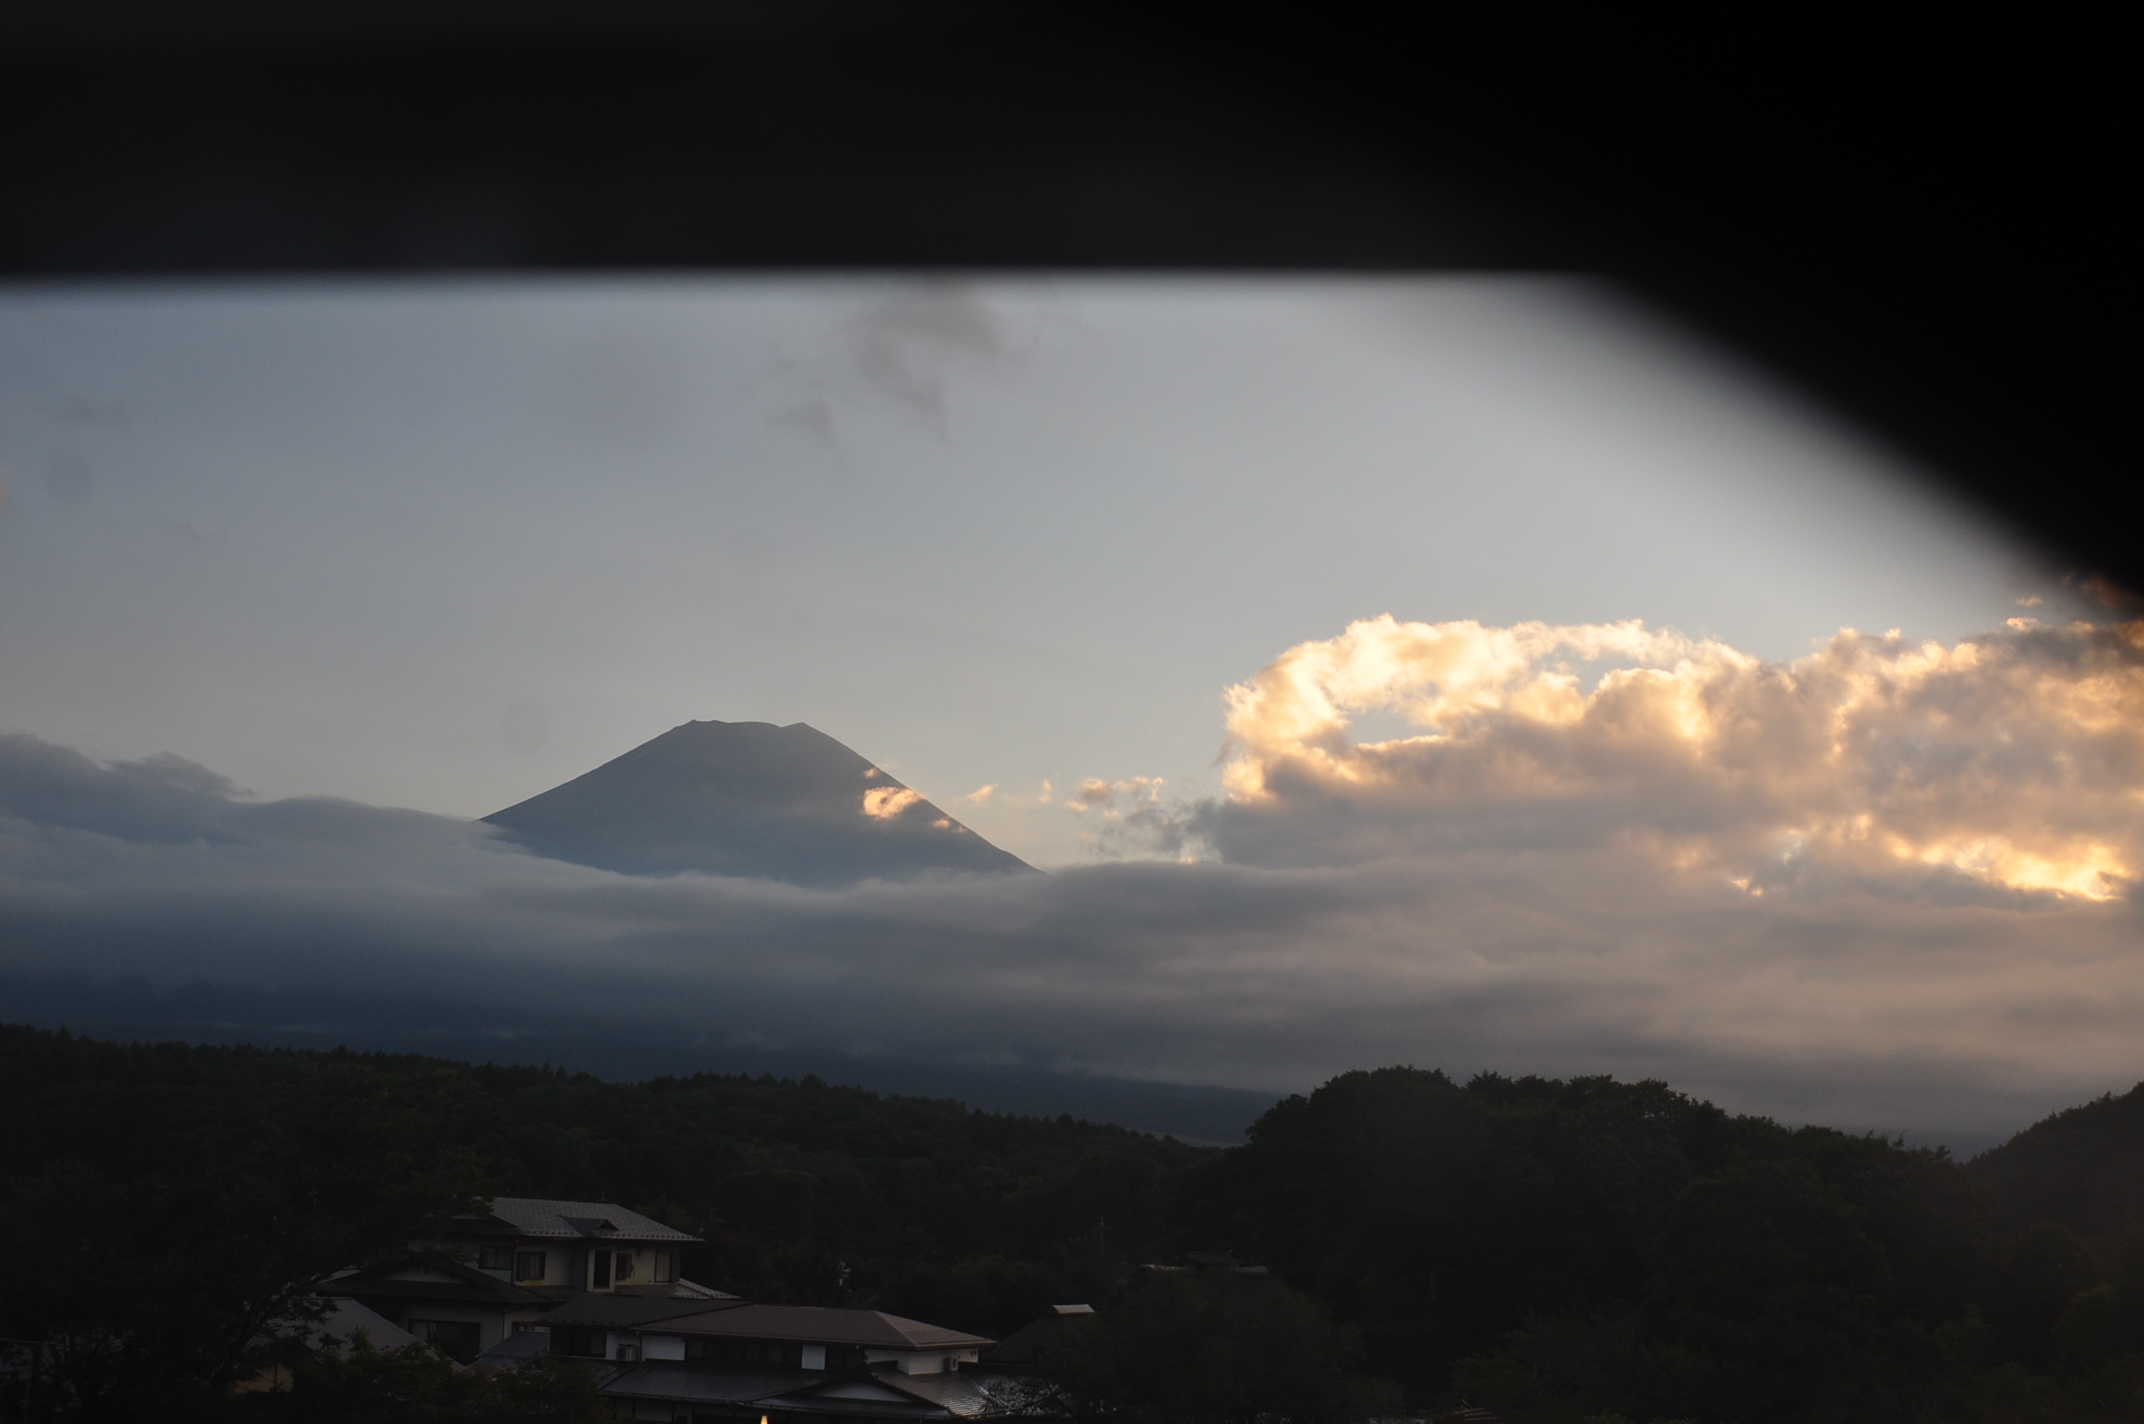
[1065,777,1165,818]
[861,786,923,821]
[1214,615,2144,903]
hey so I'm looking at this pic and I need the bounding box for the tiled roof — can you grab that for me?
[460,1197,700,1242]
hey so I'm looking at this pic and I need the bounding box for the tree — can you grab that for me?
[230,1338,610,1424]
[1037,1270,1399,1424]
[0,1033,487,1420]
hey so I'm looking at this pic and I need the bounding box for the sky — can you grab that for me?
[1,276,2136,1149]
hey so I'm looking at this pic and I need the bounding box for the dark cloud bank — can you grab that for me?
[4,617,2141,1152]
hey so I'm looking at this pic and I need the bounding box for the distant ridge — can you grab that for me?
[481,720,1034,887]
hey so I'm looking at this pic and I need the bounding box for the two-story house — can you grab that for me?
[321,1197,727,1362]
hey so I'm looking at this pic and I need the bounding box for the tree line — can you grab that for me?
[2,1024,2140,1421]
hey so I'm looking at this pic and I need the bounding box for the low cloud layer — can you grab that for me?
[3,615,2140,1144]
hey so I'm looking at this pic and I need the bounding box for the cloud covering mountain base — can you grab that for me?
[3,616,2139,1148]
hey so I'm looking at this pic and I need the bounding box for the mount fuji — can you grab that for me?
[482,720,1035,887]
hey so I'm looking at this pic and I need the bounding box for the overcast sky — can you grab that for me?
[2,276,2135,1147]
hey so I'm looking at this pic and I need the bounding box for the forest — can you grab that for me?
[3,1022,2141,1422]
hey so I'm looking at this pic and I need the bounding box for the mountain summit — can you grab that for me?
[482,720,1035,886]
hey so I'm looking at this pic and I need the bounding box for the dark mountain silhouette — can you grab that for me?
[1967,1080,2144,1238]
[481,720,1034,886]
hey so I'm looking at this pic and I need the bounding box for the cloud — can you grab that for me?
[1063,776,1205,862]
[840,287,1009,426]
[1210,614,2144,902]
[861,786,924,820]
[1065,777,1161,816]
[763,285,1021,442]
[2,615,2140,1142]
[0,735,245,843]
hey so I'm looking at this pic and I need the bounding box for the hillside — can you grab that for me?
[1968,1080,2144,1238]
[10,1026,2144,1421]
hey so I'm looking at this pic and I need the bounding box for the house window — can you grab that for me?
[614,1250,636,1283]
[591,1251,612,1290]
[514,1250,547,1282]
[652,1250,676,1284]
[476,1245,511,1270]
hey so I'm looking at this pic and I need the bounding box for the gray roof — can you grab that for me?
[667,1278,737,1301]
[309,1297,428,1354]
[565,1302,990,1351]
[845,1368,1007,1417]
[456,1197,700,1243]
[980,1308,1090,1366]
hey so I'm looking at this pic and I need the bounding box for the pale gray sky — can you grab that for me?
[0,276,2050,866]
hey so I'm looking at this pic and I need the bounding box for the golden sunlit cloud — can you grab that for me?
[1219,614,2144,901]
[860,786,923,820]
[1065,776,1165,819]
[963,785,995,805]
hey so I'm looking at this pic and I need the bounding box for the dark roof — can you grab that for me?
[544,1299,989,1351]
[540,1294,746,1330]
[322,1259,553,1308]
[604,1362,968,1418]
[596,1362,838,1408]
[448,1198,699,1243]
